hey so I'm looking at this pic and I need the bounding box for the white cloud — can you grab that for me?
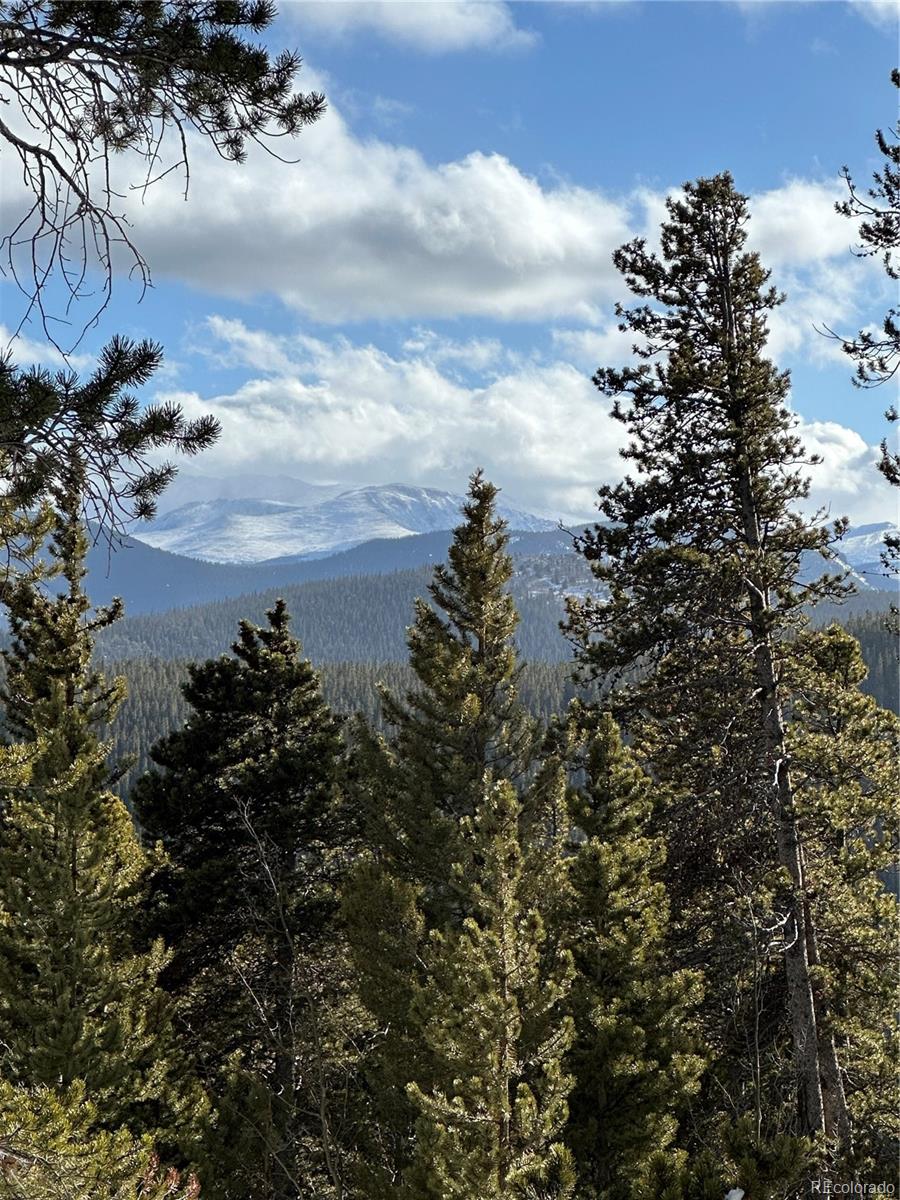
[551,323,642,370]
[163,318,626,519]
[287,1,537,53]
[735,0,898,31]
[129,102,632,323]
[0,325,95,372]
[797,415,897,525]
[161,316,894,527]
[748,179,851,267]
[849,0,899,30]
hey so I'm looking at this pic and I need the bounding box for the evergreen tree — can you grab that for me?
[786,625,899,1177]
[0,338,219,563]
[836,68,900,397]
[561,709,704,1199]
[133,600,356,1200]
[0,1081,199,1200]
[564,173,861,1174]
[344,471,570,1194]
[404,779,575,1200]
[0,490,199,1156]
[357,470,542,921]
[835,67,899,567]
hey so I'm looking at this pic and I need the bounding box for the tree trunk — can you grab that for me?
[737,469,851,1149]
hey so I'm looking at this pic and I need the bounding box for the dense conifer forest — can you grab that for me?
[0,5,897,1198]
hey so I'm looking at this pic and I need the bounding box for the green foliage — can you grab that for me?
[564,172,875,1165]
[0,497,198,1152]
[836,67,900,563]
[345,472,574,1194]
[133,599,358,1199]
[787,625,900,1175]
[561,709,705,1199]
[404,778,575,1200]
[0,495,204,1190]
[0,339,219,554]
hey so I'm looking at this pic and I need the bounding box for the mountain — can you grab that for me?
[83,527,583,616]
[834,522,897,581]
[136,484,557,563]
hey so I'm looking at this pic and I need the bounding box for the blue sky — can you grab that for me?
[3,0,899,522]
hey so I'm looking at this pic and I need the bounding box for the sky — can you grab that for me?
[3,0,900,524]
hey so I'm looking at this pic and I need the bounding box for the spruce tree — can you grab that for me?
[344,471,571,1195]
[564,173,863,1174]
[561,709,704,1199]
[133,600,355,1200]
[0,489,198,1155]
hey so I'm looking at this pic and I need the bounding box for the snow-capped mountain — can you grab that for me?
[137,484,557,564]
[834,522,897,580]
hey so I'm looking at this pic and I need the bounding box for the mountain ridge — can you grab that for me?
[138,482,558,563]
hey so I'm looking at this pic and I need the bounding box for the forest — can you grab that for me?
[0,4,898,1200]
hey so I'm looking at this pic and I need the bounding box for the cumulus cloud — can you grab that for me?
[1,64,877,345]
[159,316,894,526]
[748,179,851,268]
[798,416,897,525]
[163,318,626,519]
[287,1,537,53]
[128,102,632,323]
[118,82,875,344]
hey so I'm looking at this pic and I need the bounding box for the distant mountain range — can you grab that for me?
[153,471,348,514]
[84,526,583,616]
[138,483,558,564]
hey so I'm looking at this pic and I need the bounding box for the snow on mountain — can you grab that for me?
[137,484,557,564]
[835,522,897,576]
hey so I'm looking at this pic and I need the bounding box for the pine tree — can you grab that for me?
[786,625,899,1177]
[344,471,571,1194]
[564,174,862,1173]
[0,1081,199,1200]
[357,469,543,921]
[561,709,704,1199]
[0,339,219,559]
[404,779,575,1200]
[0,489,198,1156]
[133,600,356,1200]
[835,67,900,567]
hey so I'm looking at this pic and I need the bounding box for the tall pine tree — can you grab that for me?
[565,173,873,1179]
[344,471,572,1196]
[0,486,202,1168]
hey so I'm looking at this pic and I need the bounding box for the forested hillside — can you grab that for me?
[95,560,897,665]
[0,17,898,1194]
[92,605,896,800]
